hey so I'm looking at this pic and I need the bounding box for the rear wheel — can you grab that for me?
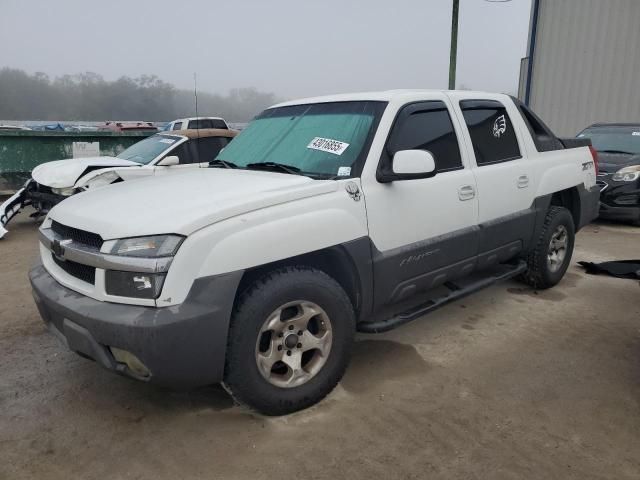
[223,266,355,415]
[518,206,575,289]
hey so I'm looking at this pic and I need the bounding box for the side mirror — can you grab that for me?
[375,149,436,183]
[392,150,436,175]
[157,155,179,166]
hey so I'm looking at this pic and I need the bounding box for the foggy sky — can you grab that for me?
[0,0,532,99]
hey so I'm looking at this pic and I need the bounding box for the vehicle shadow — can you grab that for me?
[340,339,430,394]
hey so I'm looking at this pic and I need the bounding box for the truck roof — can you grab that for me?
[271,89,506,108]
[174,116,226,122]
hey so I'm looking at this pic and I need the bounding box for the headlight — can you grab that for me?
[612,165,640,182]
[51,187,76,196]
[110,235,184,257]
[105,270,166,299]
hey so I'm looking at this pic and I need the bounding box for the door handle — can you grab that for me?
[517,174,530,188]
[458,185,476,201]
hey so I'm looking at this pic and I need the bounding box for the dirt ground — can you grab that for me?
[1,209,639,480]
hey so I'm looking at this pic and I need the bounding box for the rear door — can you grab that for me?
[363,98,479,307]
[450,95,536,267]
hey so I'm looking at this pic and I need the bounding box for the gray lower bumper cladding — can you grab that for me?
[29,263,243,388]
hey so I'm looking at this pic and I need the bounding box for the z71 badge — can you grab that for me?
[582,161,594,171]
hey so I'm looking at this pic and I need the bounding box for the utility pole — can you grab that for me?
[448,0,459,90]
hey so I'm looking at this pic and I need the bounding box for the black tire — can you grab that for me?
[518,206,575,289]
[223,266,355,415]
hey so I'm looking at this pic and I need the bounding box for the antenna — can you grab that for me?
[194,72,200,151]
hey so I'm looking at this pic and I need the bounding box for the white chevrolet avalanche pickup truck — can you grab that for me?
[30,90,600,415]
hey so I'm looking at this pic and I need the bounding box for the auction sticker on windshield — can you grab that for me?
[307,137,349,155]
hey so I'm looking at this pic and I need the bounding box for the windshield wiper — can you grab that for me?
[599,149,635,155]
[209,159,239,169]
[246,161,301,175]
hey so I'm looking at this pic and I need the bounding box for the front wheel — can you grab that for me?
[518,206,575,289]
[223,266,355,415]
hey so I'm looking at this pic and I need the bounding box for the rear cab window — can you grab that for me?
[188,119,228,129]
[460,100,521,166]
[383,101,464,173]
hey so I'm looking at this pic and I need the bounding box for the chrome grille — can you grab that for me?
[52,253,96,285]
[596,179,608,192]
[596,172,610,192]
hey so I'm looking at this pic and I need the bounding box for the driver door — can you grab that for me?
[364,100,479,307]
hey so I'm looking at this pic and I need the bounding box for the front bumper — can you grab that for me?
[597,180,640,223]
[599,203,640,222]
[29,263,243,388]
[0,180,66,239]
[0,187,28,238]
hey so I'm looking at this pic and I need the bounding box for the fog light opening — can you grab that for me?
[110,347,151,379]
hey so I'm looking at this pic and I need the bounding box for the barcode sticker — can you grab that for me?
[307,137,349,155]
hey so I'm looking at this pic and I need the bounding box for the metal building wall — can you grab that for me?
[527,0,640,136]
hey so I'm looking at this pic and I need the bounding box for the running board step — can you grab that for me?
[359,261,527,334]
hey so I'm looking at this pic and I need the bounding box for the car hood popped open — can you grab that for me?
[31,156,142,188]
[47,168,338,239]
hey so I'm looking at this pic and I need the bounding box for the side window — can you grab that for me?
[188,119,228,130]
[166,141,194,164]
[386,101,463,172]
[172,121,183,131]
[460,100,521,166]
[211,119,228,129]
[193,137,229,162]
[512,98,564,152]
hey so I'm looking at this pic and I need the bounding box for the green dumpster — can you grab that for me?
[0,130,155,192]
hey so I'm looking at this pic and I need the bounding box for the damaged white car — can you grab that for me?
[0,128,236,238]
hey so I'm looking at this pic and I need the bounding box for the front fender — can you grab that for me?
[157,184,369,306]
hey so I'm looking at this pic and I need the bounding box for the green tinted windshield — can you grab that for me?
[117,134,181,164]
[216,101,385,177]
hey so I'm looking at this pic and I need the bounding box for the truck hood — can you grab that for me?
[31,156,141,188]
[597,152,640,174]
[47,169,338,239]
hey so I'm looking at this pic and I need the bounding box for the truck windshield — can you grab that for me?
[215,101,386,178]
[579,127,640,155]
[117,135,182,164]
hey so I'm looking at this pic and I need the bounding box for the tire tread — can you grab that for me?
[518,206,574,289]
[223,265,355,415]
